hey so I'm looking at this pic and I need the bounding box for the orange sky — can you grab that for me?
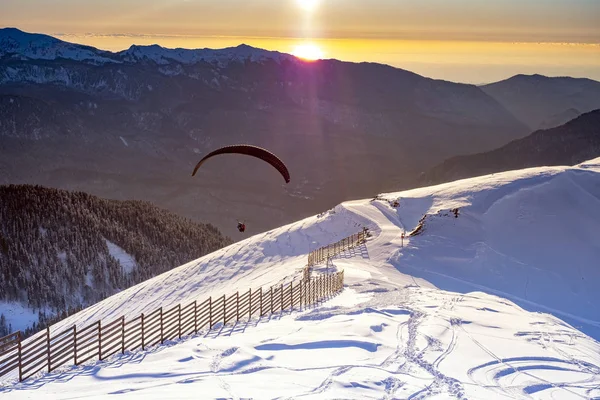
[1,0,599,83]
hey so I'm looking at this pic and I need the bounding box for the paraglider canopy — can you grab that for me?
[192,144,290,184]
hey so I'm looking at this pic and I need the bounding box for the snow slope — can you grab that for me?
[1,158,600,399]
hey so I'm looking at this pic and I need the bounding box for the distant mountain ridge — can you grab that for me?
[481,74,600,130]
[0,27,294,66]
[419,109,600,186]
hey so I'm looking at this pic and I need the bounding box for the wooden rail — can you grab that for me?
[307,227,368,267]
[0,228,368,384]
[0,270,344,383]
[304,228,368,281]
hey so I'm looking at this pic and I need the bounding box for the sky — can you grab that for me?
[1,0,599,83]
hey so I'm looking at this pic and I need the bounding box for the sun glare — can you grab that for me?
[292,44,324,60]
[296,0,319,12]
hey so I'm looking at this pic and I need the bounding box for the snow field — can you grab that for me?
[1,158,600,399]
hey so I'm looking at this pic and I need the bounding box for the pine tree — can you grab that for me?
[0,184,233,338]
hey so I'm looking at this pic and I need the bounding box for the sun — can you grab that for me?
[292,44,324,61]
[296,0,319,11]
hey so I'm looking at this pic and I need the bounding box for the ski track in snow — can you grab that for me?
[1,159,600,399]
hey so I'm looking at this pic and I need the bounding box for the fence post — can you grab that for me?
[260,288,263,316]
[317,276,320,301]
[270,286,274,314]
[17,331,22,382]
[160,307,164,344]
[223,294,226,325]
[121,316,125,354]
[141,313,145,350]
[249,288,252,319]
[332,273,335,293]
[74,325,78,365]
[280,284,284,312]
[320,276,324,301]
[236,291,239,321]
[46,326,51,372]
[290,281,294,309]
[194,300,198,334]
[98,320,103,360]
[209,296,212,330]
[178,303,182,339]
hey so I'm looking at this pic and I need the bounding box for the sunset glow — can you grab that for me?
[297,0,319,12]
[292,44,324,60]
[1,0,598,83]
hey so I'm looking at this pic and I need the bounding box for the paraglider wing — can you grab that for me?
[192,144,291,183]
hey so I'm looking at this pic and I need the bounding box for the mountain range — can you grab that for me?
[2,27,600,237]
[419,109,600,186]
[480,74,600,130]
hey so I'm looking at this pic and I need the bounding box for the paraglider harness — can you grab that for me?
[237,221,246,233]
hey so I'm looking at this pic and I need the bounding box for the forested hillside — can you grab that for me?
[0,184,232,336]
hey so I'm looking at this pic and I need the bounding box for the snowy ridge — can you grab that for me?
[0,28,296,67]
[1,159,599,398]
[119,43,295,66]
[0,28,118,64]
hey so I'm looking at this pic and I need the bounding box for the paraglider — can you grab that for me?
[192,144,291,233]
[191,144,290,184]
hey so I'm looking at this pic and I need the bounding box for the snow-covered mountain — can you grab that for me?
[1,158,598,399]
[0,27,294,67]
[119,43,295,67]
[0,28,118,64]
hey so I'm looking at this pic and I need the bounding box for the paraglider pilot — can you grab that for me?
[237,221,246,233]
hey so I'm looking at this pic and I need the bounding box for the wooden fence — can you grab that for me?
[0,270,344,383]
[307,227,368,267]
